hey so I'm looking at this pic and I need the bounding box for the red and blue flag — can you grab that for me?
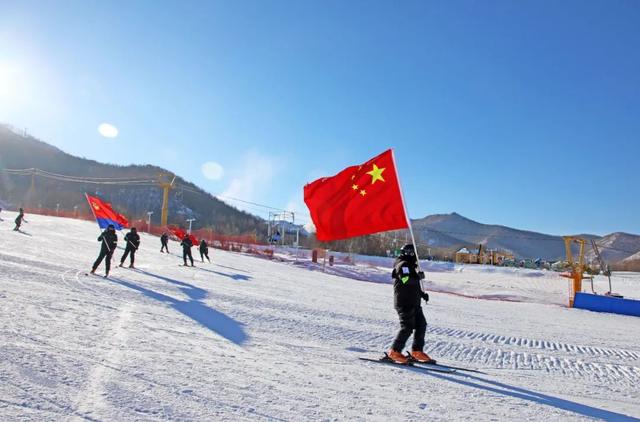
[85,194,129,230]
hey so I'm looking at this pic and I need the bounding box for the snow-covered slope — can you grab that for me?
[1,212,640,421]
[590,232,640,263]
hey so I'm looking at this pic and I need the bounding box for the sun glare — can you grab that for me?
[0,62,20,99]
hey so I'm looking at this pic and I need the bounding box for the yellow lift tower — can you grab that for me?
[158,174,176,227]
[561,236,590,307]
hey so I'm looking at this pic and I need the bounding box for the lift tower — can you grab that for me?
[158,174,176,227]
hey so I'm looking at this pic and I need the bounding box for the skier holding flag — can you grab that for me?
[85,194,129,277]
[91,224,118,277]
[388,243,433,364]
[181,235,195,266]
[304,149,435,365]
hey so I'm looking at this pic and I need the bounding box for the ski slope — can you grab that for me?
[1,212,639,421]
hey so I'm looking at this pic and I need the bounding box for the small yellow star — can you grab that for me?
[352,184,358,190]
[366,164,386,184]
[360,189,366,196]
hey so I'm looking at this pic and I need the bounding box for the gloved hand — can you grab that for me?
[421,291,430,303]
[418,271,426,280]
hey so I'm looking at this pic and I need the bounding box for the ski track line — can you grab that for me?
[425,341,640,385]
[71,303,133,421]
[212,290,640,364]
[425,326,640,361]
[222,299,640,386]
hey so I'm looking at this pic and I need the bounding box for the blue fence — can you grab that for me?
[574,292,640,317]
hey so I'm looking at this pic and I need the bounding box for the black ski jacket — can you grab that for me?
[98,230,118,252]
[199,241,208,253]
[161,234,169,244]
[180,237,193,249]
[124,232,140,249]
[392,255,426,308]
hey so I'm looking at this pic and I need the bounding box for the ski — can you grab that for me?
[406,355,487,374]
[359,356,456,374]
[409,360,486,374]
[84,272,109,279]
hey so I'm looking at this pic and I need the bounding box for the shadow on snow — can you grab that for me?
[426,371,640,421]
[196,266,252,281]
[111,271,248,346]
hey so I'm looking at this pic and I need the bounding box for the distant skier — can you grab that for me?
[199,239,211,263]
[91,224,118,277]
[119,227,140,268]
[13,208,27,231]
[181,236,194,266]
[387,243,433,364]
[0,207,3,221]
[270,230,281,244]
[160,232,169,253]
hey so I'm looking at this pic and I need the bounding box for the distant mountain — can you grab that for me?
[2,124,638,260]
[0,124,263,235]
[590,232,640,263]
[411,212,640,262]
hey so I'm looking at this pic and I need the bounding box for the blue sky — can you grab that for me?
[1,0,638,235]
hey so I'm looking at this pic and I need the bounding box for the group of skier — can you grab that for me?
[6,205,436,364]
[90,226,212,276]
[177,236,210,266]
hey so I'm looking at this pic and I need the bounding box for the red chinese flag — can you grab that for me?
[168,226,187,240]
[304,149,409,241]
[188,234,199,245]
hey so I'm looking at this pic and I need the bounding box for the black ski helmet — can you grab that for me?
[400,243,415,256]
[108,224,115,230]
[131,227,137,232]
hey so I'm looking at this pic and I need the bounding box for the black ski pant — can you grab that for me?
[200,250,210,262]
[183,248,194,266]
[93,249,114,274]
[391,306,427,352]
[120,246,136,266]
[161,242,169,253]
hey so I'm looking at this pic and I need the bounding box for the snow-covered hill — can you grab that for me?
[1,212,640,421]
[412,212,640,262]
[589,232,640,263]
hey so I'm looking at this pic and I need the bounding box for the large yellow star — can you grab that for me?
[366,164,386,185]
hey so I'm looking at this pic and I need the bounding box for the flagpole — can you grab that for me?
[390,149,422,271]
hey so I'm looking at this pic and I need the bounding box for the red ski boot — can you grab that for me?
[410,350,436,364]
[386,350,409,364]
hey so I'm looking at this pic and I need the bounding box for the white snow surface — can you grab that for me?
[1,212,639,421]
